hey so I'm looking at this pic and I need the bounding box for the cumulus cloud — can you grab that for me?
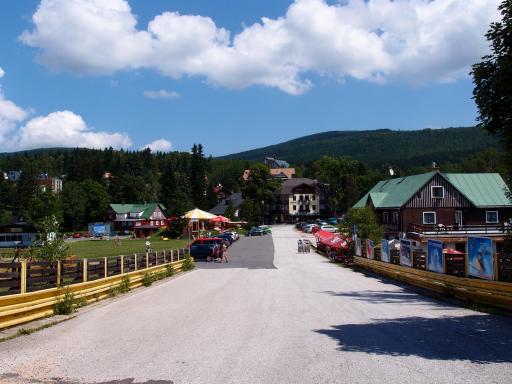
[20,0,500,94]
[142,138,173,152]
[0,67,4,78]
[143,89,181,99]
[0,68,29,145]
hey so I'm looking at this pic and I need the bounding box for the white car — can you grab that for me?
[320,225,339,233]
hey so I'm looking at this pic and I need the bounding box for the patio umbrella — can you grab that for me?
[443,248,464,254]
[182,208,218,220]
[210,215,230,223]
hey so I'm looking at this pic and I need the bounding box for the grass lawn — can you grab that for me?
[68,238,189,259]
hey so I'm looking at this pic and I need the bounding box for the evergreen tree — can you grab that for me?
[190,144,207,209]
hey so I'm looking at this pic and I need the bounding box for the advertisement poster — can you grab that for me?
[400,239,412,267]
[355,237,362,257]
[427,239,444,273]
[468,237,494,280]
[381,240,390,263]
[366,239,374,259]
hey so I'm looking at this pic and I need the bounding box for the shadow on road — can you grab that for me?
[315,314,512,363]
[322,290,453,308]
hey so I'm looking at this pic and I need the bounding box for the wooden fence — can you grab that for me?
[0,248,190,329]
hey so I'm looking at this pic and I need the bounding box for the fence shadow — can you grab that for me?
[315,314,512,363]
[322,290,451,308]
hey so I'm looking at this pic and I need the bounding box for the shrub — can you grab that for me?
[118,275,131,293]
[54,289,85,315]
[182,255,195,271]
[166,263,175,277]
[142,272,154,287]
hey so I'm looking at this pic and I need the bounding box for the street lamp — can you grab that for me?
[261,200,265,225]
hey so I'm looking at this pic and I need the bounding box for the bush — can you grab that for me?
[182,255,195,271]
[54,289,85,315]
[166,262,175,277]
[141,272,154,287]
[118,275,131,293]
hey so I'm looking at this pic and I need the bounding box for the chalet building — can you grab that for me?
[106,203,168,238]
[243,157,296,181]
[264,157,290,169]
[35,174,63,194]
[271,178,330,223]
[0,223,37,248]
[210,192,244,218]
[354,171,512,249]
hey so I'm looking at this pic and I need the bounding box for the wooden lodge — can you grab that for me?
[106,203,169,238]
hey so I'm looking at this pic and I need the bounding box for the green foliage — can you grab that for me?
[181,254,195,271]
[224,199,236,220]
[29,215,70,261]
[190,144,208,209]
[346,207,385,243]
[141,272,155,287]
[54,289,86,315]
[239,199,262,228]
[166,262,175,277]
[165,217,188,239]
[118,275,131,293]
[472,0,512,176]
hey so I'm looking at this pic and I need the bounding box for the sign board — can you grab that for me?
[427,239,444,273]
[468,237,494,280]
[381,239,390,263]
[399,239,412,267]
[366,239,374,260]
[355,237,362,257]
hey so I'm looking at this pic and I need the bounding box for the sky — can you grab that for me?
[0,0,501,156]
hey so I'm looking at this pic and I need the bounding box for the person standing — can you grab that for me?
[221,243,229,263]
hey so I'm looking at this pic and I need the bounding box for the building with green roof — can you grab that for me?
[106,203,168,238]
[353,171,512,243]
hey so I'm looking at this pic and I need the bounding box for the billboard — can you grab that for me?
[427,239,444,273]
[93,224,106,235]
[381,239,390,263]
[366,239,374,260]
[400,239,412,267]
[468,237,494,280]
[355,237,362,257]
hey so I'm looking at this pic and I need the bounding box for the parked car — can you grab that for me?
[259,225,272,234]
[311,225,321,234]
[216,233,234,245]
[224,231,239,241]
[304,224,318,233]
[248,227,264,236]
[189,238,224,260]
[72,232,82,239]
[327,217,338,225]
[320,225,339,233]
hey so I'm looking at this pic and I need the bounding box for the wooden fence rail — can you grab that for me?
[0,248,191,329]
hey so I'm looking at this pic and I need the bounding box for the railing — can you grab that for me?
[408,223,508,236]
[0,248,191,329]
[0,248,189,297]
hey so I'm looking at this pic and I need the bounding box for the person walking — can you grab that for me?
[221,243,229,263]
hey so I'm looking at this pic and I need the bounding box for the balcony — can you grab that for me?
[408,223,510,237]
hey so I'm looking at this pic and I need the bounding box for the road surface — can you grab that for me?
[1,225,511,384]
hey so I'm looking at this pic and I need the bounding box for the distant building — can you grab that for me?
[210,192,244,218]
[106,203,168,238]
[0,223,37,248]
[271,178,330,223]
[264,157,290,169]
[35,174,63,194]
[212,184,232,202]
[353,171,512,250]
[270,168,296,180]
[7,170,22,182]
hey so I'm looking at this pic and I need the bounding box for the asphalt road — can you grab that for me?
[1,225,512,384]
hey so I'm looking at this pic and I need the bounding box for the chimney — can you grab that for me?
[430,162,440,172]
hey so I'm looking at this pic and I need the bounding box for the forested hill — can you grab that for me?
[222,127,500,167]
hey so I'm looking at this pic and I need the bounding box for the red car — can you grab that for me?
[311,225,321,234]
[72,232,82,239]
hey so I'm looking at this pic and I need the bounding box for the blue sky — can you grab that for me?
[0,0,499,156]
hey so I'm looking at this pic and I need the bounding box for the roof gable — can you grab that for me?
[443,173,512,207]
[109,203,166,219]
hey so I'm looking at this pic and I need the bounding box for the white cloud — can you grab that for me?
[142,138,173,152]
[20,0,500,94]
[0,68,29,145]
[15,111,132,150]
[143,89,181,99]
[0,67,4,78]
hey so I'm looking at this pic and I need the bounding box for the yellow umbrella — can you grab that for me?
[182,208,218,220]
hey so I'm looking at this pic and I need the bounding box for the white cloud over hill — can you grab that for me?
[20,0,500,94]
[142,138,173,152]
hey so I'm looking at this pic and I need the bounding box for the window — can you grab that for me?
[393,212,399,224]
[293,205,296,211]
[312,205,316,210]
[486,211,498,223]
[312,195,316,201]
[293,195,296,201]
[383,212,389,223]
[431,186,444,198]
[423,212,436,224]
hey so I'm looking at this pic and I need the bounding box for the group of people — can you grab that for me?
[297,239,311,253]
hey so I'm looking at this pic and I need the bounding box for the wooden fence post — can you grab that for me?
[120,255,124,275]
[146,252,149,269]
[83,259,88,282]
[494,253,499,281]
[57,260,61,287]
[155,252,158,266]
[163,250,167,264]
[171,250,174,263]
[104,257,108,278]
[20,260,27,294]
[134,254,138,271]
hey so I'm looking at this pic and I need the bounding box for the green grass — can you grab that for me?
[68,238,189,258]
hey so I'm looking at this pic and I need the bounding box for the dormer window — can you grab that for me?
[431,186,444,199]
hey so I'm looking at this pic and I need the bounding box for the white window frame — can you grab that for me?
[383,212,389,223]
[431,186,445,199]
[393,212,399,224]
[486,211,499,224]
[423,211,437,225]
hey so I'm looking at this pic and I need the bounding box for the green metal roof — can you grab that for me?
[353,172,511,209]
[443,173,511,207]
[109,203,166,219]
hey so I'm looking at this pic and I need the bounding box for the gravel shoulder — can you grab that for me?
[1,225,511,384]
